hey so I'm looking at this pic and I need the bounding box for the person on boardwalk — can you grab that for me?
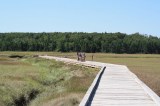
[77,52,85,62]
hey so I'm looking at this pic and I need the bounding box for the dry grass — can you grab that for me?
[9,52,158,96]
[0,52,98,106]
[41,93,84,106]
[0,51,159,105]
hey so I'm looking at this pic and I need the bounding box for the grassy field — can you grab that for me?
[0,52,160,106]
[6,51,158,96]
[0,52,98,106]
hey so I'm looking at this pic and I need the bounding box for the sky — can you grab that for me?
[0,0,160,36]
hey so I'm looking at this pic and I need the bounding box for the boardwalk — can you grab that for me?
[40,56,160,106]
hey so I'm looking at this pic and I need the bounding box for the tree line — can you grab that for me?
[0,32,160,54]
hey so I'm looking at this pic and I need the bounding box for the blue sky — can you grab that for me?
[0,0,160,36]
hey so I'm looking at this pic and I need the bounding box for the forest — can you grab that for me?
[0,32,160,54]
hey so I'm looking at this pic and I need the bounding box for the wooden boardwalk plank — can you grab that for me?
[39,56,160,106]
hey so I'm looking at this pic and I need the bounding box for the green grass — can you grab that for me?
[7,52,158,96]
[0,51,160,106]
[0,53,98,106]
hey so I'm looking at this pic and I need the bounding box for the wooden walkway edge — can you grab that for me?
[39,56,160,106]
[85,66,106,106]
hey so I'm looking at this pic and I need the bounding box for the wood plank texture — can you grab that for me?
[39,56,160,106]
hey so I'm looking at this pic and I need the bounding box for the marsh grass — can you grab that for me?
[0,53,98,106]
[0,51,160,106]
[11,51,158,96]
